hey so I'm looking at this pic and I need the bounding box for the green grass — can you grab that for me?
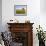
[16,9,25,14]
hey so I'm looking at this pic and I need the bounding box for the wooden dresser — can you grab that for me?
[7,23,34,46]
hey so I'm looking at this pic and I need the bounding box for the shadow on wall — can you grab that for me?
[40,0,46,13]
[0,0,2,32]
[0,15,2,32]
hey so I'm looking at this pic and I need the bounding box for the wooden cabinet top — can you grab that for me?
[7,23,34,25]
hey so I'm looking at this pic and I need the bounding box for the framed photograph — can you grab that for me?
[14,5,27,16]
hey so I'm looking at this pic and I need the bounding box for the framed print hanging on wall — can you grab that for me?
[14,5,27,16]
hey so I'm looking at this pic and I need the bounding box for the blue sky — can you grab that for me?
[15,5,26,9]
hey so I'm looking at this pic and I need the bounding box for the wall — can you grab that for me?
[40,0,46,32]
[2,0,46,46]
[0,0,2,32]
